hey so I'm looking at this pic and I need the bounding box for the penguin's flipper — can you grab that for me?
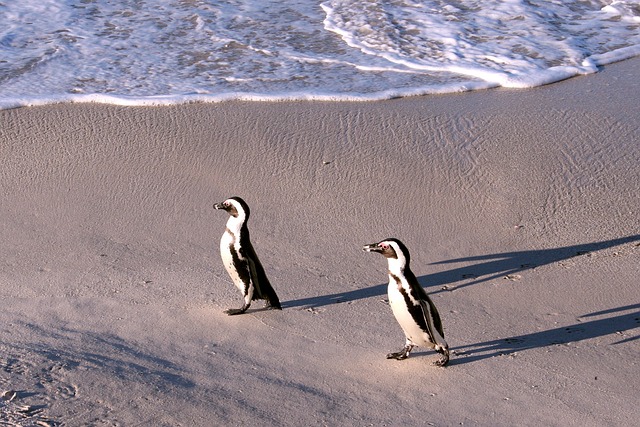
[424,296,445,338]
[418,298,446,341]
[246,246,282,310]
[419,299,450,366]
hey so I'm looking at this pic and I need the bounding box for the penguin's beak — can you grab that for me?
[213,202,226,210]
[363,243,382,253]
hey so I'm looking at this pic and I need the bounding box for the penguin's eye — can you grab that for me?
[380,243,389,249]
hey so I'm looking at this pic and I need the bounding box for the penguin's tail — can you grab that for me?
[257,281,281,310]
[264,289,282,310]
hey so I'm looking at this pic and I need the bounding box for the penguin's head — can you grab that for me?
[214,196,250,220]
[363,238,410,267]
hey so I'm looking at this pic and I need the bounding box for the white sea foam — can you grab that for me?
[0,0,638,109]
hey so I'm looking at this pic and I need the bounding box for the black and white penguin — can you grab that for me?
[363,238,449,366]
[213,196,281,315]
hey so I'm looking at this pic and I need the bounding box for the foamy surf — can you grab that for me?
[1,0,639,109]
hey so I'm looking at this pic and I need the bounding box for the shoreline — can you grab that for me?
[1,53,639,111]
[1,58,638,426]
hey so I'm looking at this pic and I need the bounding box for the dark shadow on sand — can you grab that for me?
[282,284,387,309]
[423,235,640,294]
[450,304,640,366]
[283,235,640,309]
[7,322,196,389]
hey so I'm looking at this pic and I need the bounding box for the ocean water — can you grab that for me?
[1,0,639,109]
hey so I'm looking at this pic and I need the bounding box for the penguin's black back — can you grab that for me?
[239,223,281,308]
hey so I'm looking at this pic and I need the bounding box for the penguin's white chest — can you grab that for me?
[220,229,245,292]
[387,277,431,346]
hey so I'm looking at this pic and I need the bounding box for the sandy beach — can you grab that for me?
[1,58,639,426]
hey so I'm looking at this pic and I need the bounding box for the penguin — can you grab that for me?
[363,238,449,366]
[213,196,281,315]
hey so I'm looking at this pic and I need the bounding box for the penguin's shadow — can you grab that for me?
[282,284,387,310]
[283,235,640,310]
[449,304,640,365]
[423,234,640,295]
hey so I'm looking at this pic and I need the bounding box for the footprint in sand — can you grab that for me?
[504,274,522,281]
[1,349,79,426]
[0,390,56,426]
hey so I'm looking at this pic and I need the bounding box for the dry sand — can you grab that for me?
[1,58,639,426]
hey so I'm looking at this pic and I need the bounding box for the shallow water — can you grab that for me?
[1,0,639,108]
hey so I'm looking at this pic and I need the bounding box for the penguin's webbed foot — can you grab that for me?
[264,300,282,310]
[434,354,449,367]
[386,351,409,360]
[386,344,413,360]
[225,304,249,315]
[433,348,450,367]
